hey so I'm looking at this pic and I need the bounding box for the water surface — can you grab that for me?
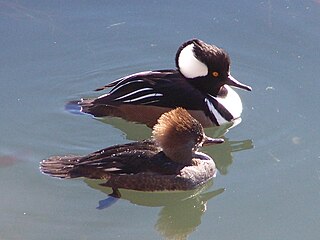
[1,1,319,239]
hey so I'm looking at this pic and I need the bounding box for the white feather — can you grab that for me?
[216,85,243,119]
[122,93,163,103]
[178,43,208,78]
[114,88,153,101]
[205,86,243,125]
[205,98,226,125]
[110,79,144,94]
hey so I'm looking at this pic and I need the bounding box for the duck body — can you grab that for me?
[70,39,251,127]
[41,140,216,191]
[78,70,243,127]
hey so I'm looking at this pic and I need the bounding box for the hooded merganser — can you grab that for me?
[69,39,252,127]
[40,108,224,191]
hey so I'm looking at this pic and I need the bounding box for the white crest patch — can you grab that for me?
[178,43,208,79]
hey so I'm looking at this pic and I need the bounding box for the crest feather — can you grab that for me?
[152,108,204,163]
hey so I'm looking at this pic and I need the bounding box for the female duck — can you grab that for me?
[40,108,224,192]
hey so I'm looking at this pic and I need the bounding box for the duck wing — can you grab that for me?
[81,70,206,110]
[40,140,181,179]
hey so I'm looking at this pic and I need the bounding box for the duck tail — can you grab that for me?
[40,155,82,178]
[65,99,94,116]
[65,98,117,118]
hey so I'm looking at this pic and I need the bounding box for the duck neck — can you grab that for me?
[187,77,223,97]
[162,145,194,166]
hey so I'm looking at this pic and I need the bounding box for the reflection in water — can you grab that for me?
[205,137,253,175]
[85,179,224,240]
[204,123,254,175]
[0,151,32,168]
[67,108,252,239]
[99,117,152,141]
[0,155,20,168]
[155,189,224,240]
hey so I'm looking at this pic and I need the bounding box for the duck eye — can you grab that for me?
[212,71,219,77]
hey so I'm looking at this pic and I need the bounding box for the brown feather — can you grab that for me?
[152,108,204,164]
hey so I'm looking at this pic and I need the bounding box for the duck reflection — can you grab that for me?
[203,137,253,175]
[85,179,224,240]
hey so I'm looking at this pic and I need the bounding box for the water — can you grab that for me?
[1,1,319,239]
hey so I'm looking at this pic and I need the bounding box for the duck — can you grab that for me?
[40,108,224,193]
[68,39,251,128]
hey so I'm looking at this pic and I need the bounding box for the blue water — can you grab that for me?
[1,1,320,239]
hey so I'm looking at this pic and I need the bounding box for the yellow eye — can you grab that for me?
[212,71,219,77]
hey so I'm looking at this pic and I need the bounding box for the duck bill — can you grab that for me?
[226,74,252,91]
[202,136,224,146]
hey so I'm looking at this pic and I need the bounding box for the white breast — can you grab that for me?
[217,85,243,119]
[205,85,243,125]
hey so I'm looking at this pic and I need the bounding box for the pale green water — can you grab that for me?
[1,1,320,239]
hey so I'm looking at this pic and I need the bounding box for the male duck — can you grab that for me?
[69,39,251,127]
